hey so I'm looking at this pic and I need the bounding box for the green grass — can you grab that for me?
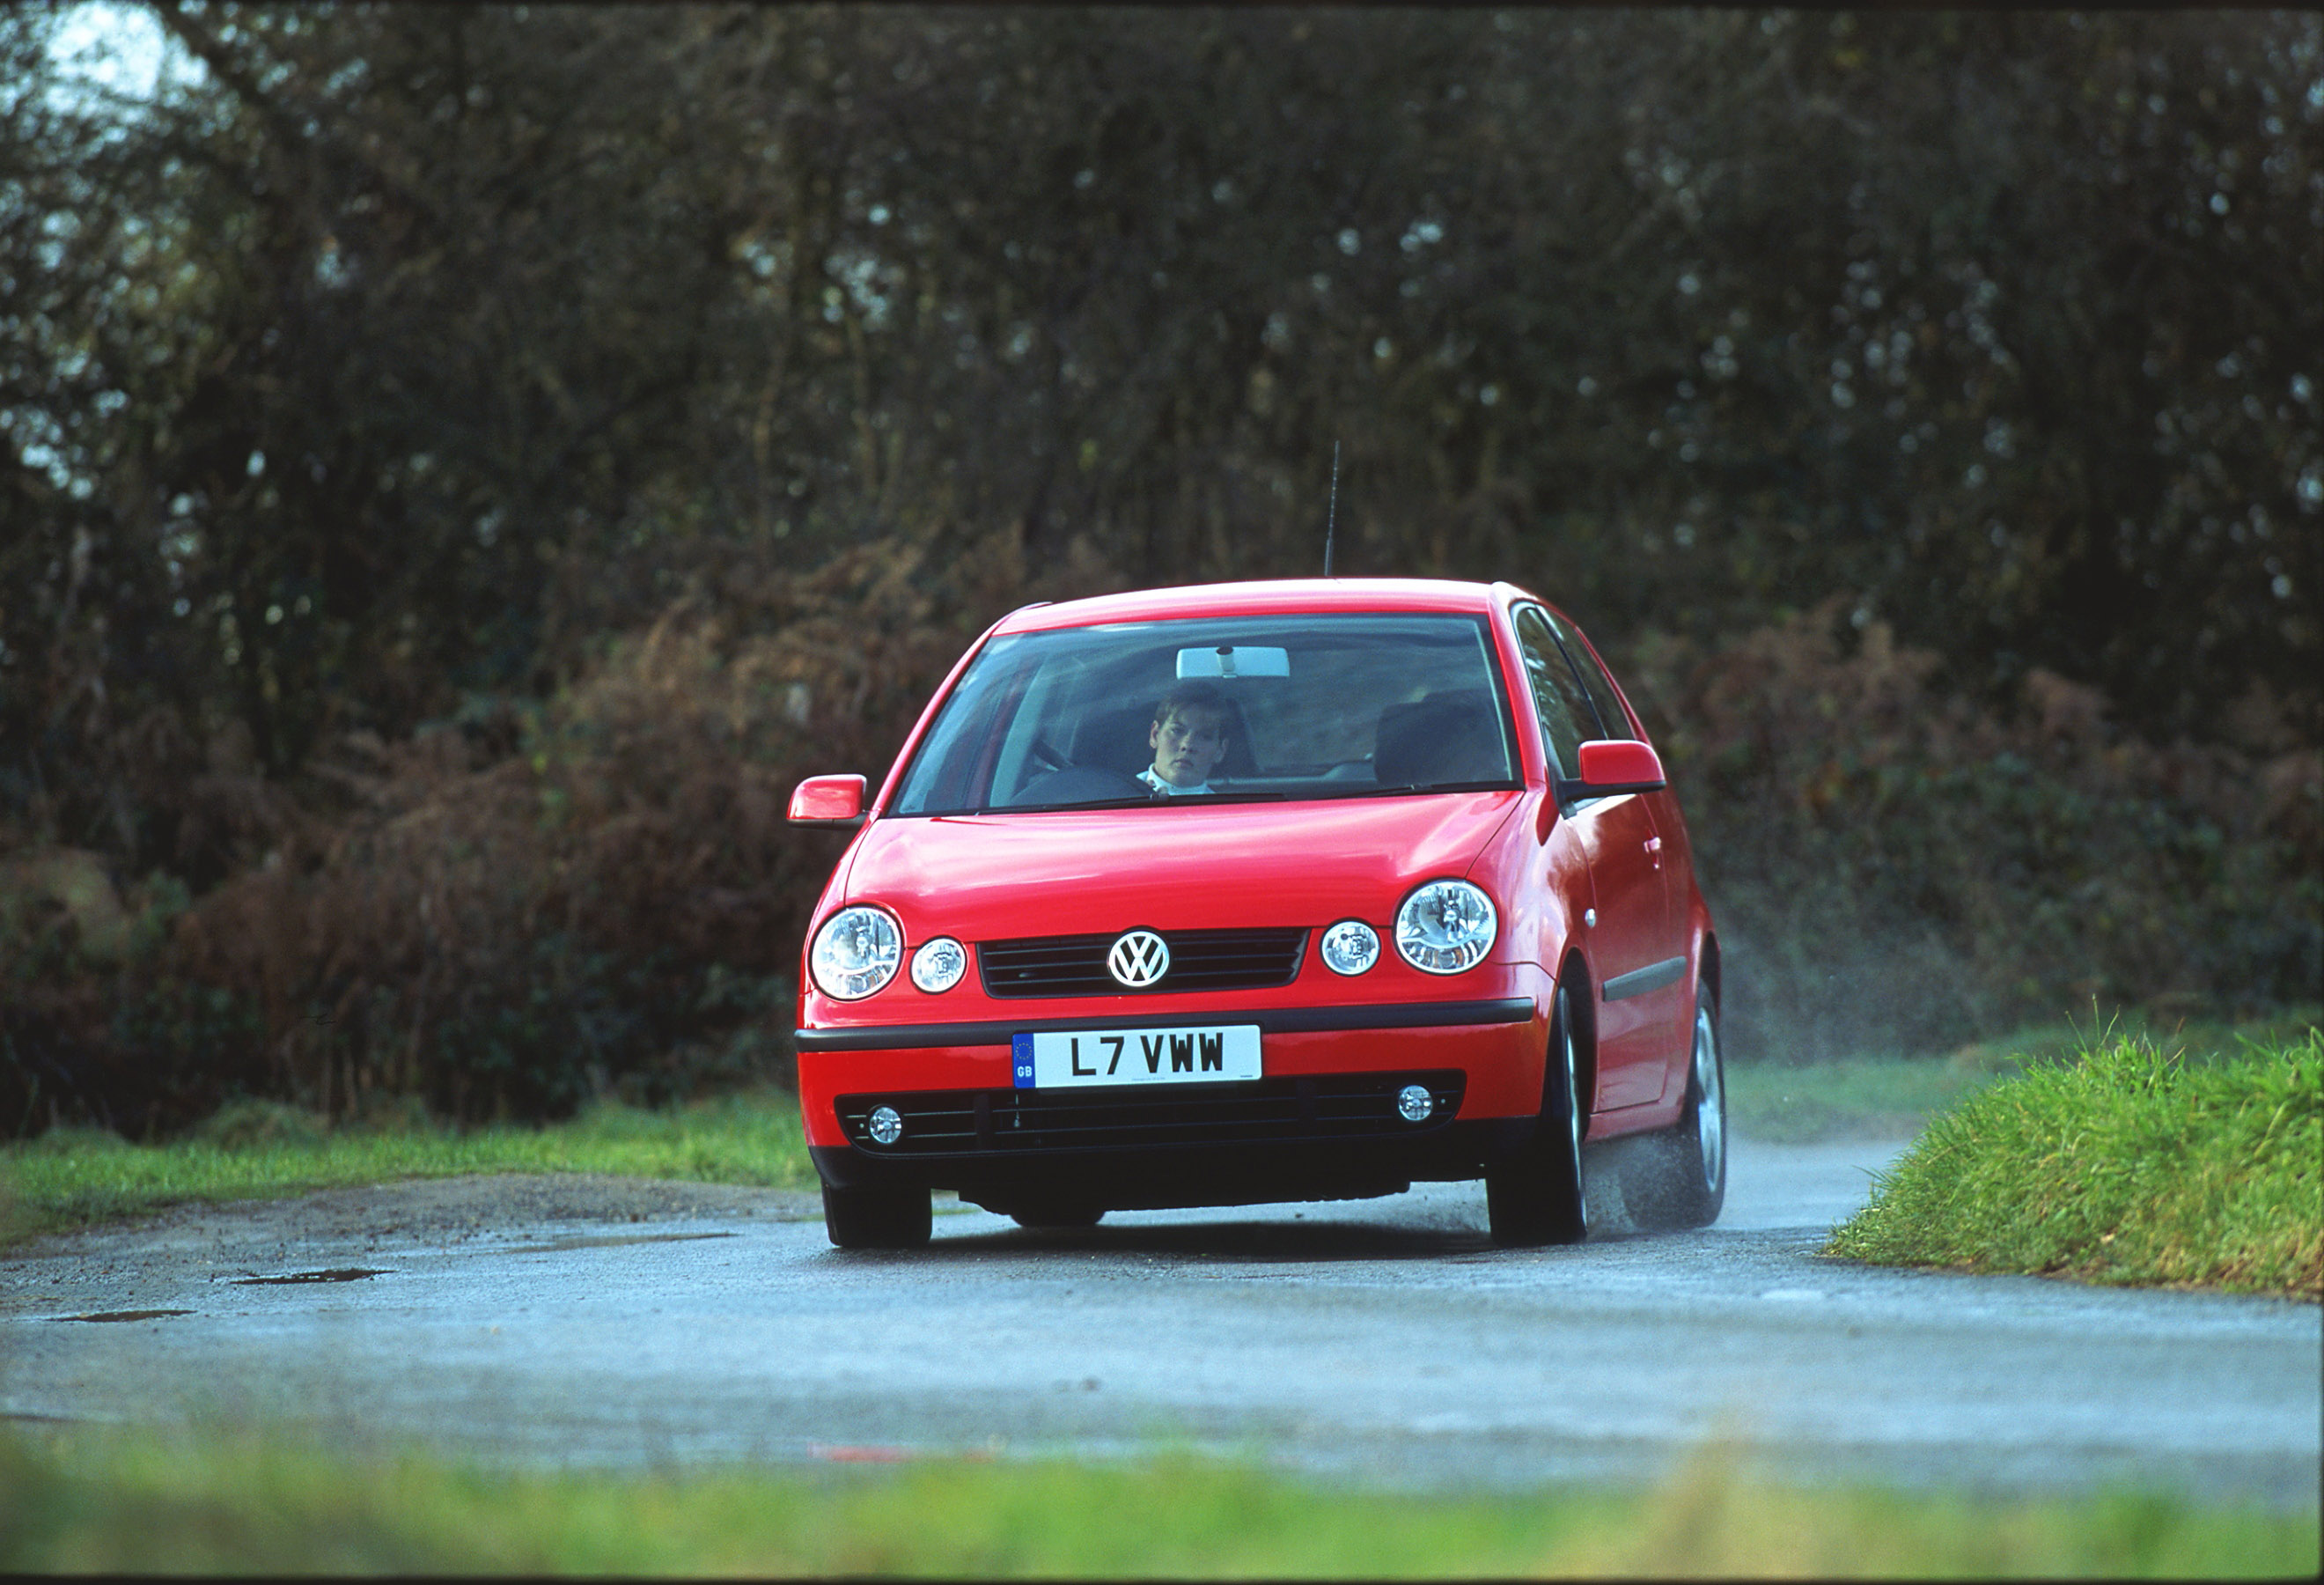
[1725,1057,1989,1142]
[1827,1028,2322,1298]
[1728,1006,2323,1143]
[0,1088,816,1250]
[1940,1006,2324,1080]
[2,1426,2313,1577]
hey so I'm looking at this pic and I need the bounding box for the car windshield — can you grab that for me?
[890,613,1521,815]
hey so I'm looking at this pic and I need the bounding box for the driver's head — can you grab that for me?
[1149,682,1231,787]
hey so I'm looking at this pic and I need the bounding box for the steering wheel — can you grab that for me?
[1010,764,1151,805]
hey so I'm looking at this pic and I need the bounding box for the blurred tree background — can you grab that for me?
[2,4,2318,1132]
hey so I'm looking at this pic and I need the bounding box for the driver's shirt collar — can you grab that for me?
[1138,767,1214,797]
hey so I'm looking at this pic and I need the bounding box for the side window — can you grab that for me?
[1511,606,1591,776]
[892,645,1029,814]
[1541,608,1636,742]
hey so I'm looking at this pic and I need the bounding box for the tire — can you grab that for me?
[1486,983,1589,1247]
[1009,1204,1106,1230]
[1624,984,1727,1231]
[821,1182,932,1250]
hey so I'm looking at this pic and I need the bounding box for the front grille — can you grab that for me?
[837,1071,1465,1155]
[978,927,1308,999]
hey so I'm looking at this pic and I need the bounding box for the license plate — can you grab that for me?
[1011,1025,1261,1089]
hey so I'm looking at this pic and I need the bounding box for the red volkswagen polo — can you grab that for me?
[787,579,1724,1250]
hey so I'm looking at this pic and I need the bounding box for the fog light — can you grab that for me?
[1320,919,1380,976]
[911,936,968,993]
[867,1105,905,1146]
[1395,1084,1433,1124]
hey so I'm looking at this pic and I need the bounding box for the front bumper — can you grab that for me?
[795,990,1550,1210]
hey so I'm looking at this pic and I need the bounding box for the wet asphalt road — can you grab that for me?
[2,1135,2317,1508]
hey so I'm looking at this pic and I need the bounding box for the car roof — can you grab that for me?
[993,578,1508,635]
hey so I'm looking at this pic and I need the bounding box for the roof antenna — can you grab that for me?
[1323,440,1341,577]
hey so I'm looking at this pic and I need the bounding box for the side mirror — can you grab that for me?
[788,773,867,826]
[1555,739,1667,805]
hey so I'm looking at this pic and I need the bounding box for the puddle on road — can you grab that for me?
[507,1231,738,1254]
[232,1268,389,1286]
[58,1309,195,1323]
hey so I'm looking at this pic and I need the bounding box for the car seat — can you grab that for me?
[1373,690,1508,787]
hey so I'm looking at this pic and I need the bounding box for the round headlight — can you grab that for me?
[810,906,903,1000]
[1320,919,1381,976]
[1394,880,1497,974]
[910,936,969,993]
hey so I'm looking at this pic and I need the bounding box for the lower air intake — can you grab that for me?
[837,1071,1465,1155]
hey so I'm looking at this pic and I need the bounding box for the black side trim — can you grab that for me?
[1602,955,1686,1002]
[795,996,1536,1053]
[1552,777,1664,805]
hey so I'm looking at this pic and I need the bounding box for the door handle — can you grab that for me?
[1644,836,1662,867]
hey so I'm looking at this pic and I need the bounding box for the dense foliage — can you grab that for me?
[2,6,2318,1130]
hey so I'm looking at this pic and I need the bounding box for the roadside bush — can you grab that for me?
[0,858,267,1138]
[153,540,985,1124]
[1620,599,2323,1063]
[6,550,2317,1135]
[189,1099,330,1151]
[0,532,1106,1133]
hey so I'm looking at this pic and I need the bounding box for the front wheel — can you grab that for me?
[821,1182,932,1250]
[1486,984,1588,1247]
[1624,984,1726,1231]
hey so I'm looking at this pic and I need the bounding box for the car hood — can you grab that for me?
[842,792,1526,939]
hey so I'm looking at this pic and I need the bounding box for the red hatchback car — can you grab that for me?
[788,579,1724,1250]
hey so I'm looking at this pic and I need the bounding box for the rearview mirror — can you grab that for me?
[1176,645,1290,679]
[1555,740,1667,804]
[789,773,867,826]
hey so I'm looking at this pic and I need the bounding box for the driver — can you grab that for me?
[1139,682,1232,795]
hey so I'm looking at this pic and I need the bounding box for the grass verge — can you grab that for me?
[1827,1028,2321,1297]
[1726,1006,2322,1143]
[2,1426,2313,1577]
[1724,1057,1986,1143]
[0,1088,816,1250]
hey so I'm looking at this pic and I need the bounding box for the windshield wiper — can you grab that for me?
[1360,779,1518,796]
[989,791,1291,813]
[983,795,1159,815]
